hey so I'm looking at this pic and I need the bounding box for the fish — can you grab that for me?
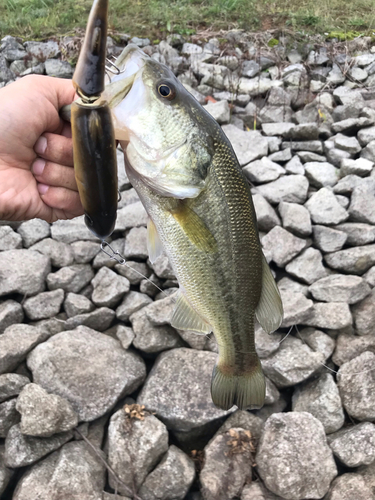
[98,44,283,410]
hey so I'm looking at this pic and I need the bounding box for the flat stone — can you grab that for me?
[46,264,94,293]
[222,125,268,166]
[328,422,375,466]
[285,247,328,285]
[334,134,362,154]
[282,140,323,154]
[44,58,73,78]
[107,408,169,494]
[337,351,375,421]
[332,117,373,134]
[23,289,64,320]
[268,148,292,163]
[237,77,282,96]
[30,238,74,267]
[261,123,294,136]
[51,217,98,244]
[352,289,375,335]
[297,151,327,163]
[256,412,337,499]
[284,123,319,140]
[278,201,312,236]
[0,399,20,437]
[333,174,367,194]
[243,157,285,183]
[324,245,375,274]
[24,40,59,60]
[313,225,347,252]
[27,326,146,421]
[305,188,348,225]
[11,441,105,500]
[277,277,309,296]
[292,373,344,434]
[0,374,30,403]
[325,473,373,500]
[0,250,50,297]
[285,156,304,175]
[303,302,352,330]
[304,162,339,188]
[0,225,21,250]
[349,184,375,224]
[349,66,368,81]
[64,307,115,331]
[0,299,23,334]
[341,157,374,177]
[253,194,281,232]
[279,290,314,328]
[17,219,50,247]
[256,175,309,204]
[261,226,307,267]
[333,104,360,122]
[309,275,371,304]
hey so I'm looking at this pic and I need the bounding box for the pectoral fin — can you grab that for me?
[171,203,217,253]
[171,293,212,334]
[255,254,283,334]
[147,218,164,264]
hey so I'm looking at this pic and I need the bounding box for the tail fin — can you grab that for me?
[211,357,265,411]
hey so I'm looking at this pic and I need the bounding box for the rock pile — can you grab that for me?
[2,30,375,499]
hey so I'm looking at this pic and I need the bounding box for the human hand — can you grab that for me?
[0,74,84,222]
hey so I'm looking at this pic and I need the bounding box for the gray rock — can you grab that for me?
[0,373,29,403]
[0,399,20,437]
[222,125,268,165]
[124,226,148,259]
[284,123,319,140]
[64,292,94,317]
[305,187,348,225]
[23,289,64,320]
[71,240,100,263]
[44,59,73,78]
[279,290,314,328]
[326,149,352,169]
[108,409,168,494]
[325,473,373,500]
[268,148,292,163]
[237,77,282,96]
[0,324,48,375]
[261,123,294,137]
[304,162,339,188]
[255,325,282,359]
[256,412,337,499]
[24,40,59,59]
[352,289,375,335]
[115,260,150,285]
[285,247,328,284]
[333,86,365,106]
[299,327,335,359]
[243,157,285,183]
[278,201,312,236]
[307,48,330,65]
[349,66,368,81]
[116,290,152,321]
[144,293,176,325]
[204,100,230,124]
[51,217,98,244]
[341,157,374,177]
[334,134,362,154]
[256,175,309,204]
[358,125,375,146]
[324,244,375,274]
[253,194,281,232]
[0,249,50,297]
[213,409,264,442]
[0,443,13,496]
[282,140,323,154]
[262,227,307,267]
[349,184,375,224]
[137,348,231,433]
[149,252,176,280]
[0,225,21,250]
[310,275,371,304]
[92,238,125,269]
[112,324,134,349]
[285,156,304,175]
[47,264,94,293]
[200,429,253,500]
[138,445,195,500]
[0,54,14,82]
[30,238,74,267]
[313,225,347,252]
[12,441,105,500]
[64,307,115,332]
[328,422,375,466]
[5,424,73,468]
[297,151,327,163]
[0,299,23,334]
[17,219,50,247]
[336,194,350,209]
[337,351,375,421]
[241,481,283,499]
[365,265,375,286]
[292,373,344,434]
[304,302,352,330]
[27,326,146,421]
[333,174,367,194]
[333,333,375,365]
[332,117,374,135]
[140,274,164,298]
[115,200,148,231]
[333,104,360,122]
[91,267,130,308]
[241,59,260,77]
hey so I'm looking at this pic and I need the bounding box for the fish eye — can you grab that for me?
[157,83,176,101]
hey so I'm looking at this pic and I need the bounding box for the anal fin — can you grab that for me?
[255,253,283,334]
[147,218,164,264]
[171,293,212,334]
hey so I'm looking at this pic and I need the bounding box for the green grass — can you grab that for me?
[1,0,375,41]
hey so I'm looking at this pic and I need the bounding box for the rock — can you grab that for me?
[262,336,325,388]
[304,302,352,330]
[278,202,312,236]
[12,441,105,500]
[0,443,13,496]
[17,219,50,247]
[107,409,169,496]
[337,351,375,421]
[256,412,337,499]
[47,264,94,293]
[361,139,375,161]
[4,424,73,468]
[279,290,314,327]
[241,481,283,499]
[64,307,115,331]
[213,409,264,442]
[92,238,125,269]
[349,184,375,224]
[71,240,100,263]
[144,293,176,325]
[365,265,375,286]
[0,373,29,403]
[200,429,253,500]
[115,200,148,231]
[261,123,294,136]
[304,162,339,188]
[204,100,230,124]
[0,324,48,375]
[116,291,152,321]
[0,249,50,297]
[255,325,282,359]
[256,175,309,205]
[282,140,323,154]
[51,217,98,244]
[27,326,146,421]
[324,244,375,274]
[44,59,73,78]
[333,174,367,195]
[328,422,375,466]
[305,188,348,225]
[23,289,65,320]
[221,125,268,165]
[112,324,134,349]
[138,348,231,434]
[340,157,374,177]
[0,399,20,437]
[333,333,375,366]
[313,225,347,253]
[285,156,304,175]
[292,373,344,434]
[261,227,307,267]
[30,238,74,267]
[237,77,282,96]
[0,225,21,250]
[299,327,335,359]
[358,125,375,146]
[16,383,78,437]
[91,267,130,308]
[285,247,328,284]
[0,299,24,334]
[253,194,281,232]
[243,157,285,183]
[309,275,371,304]
[277,276,309,296]
[115,260,150,284]
[284,123,320,140]
[352,289,375,335]
[138,445,195,500]
[124,226,148,259]
[325,473,373,500]
[333,134,362,154]
[64,292,94,317]
[268,148,292,163]
[149,252,176,279]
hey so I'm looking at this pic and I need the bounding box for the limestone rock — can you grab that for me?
[0,373,30,403]
[0,299,24,334]
[325,245,375,274]
[222,125,268,165]
[352,289,375,335]
[262,226,307,267]
[328,422,375,467]
[46,264,94,293]
[278,202,312,236]
[17,219,50,247]
[309,275,371,304]
[305,188,348,225]
[30,238,74,267]
[256,175,309,205]
[23,289,65,320]
[91,267,130,308]
[285,247,328,285]
[325,473,373,500]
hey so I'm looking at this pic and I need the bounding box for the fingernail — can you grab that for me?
[34,136,47,155]
[32,158,46,176]
[37,183,49,195]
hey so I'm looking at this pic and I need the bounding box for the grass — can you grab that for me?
[1,0,375,41]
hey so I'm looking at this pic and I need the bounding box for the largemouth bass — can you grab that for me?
[103,45,283,410]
